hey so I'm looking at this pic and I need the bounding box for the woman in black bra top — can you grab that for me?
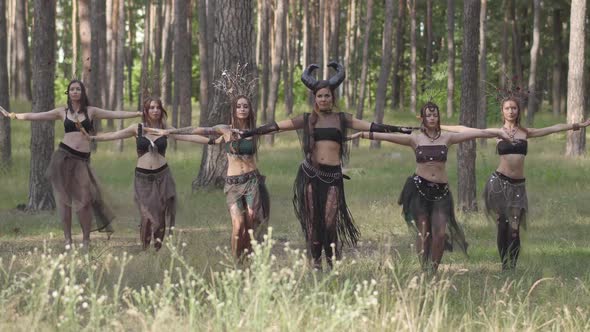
[0,79,141,249]
[442,97,590,270]
[353,102,508,272]
[239,62,414,270]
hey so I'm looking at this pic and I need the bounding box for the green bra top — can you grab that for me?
[225,138,256,156]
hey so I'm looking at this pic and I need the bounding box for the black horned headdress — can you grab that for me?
[301,61,345,93]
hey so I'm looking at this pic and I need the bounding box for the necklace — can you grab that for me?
[502,126,518,140]
[423,129,441,142]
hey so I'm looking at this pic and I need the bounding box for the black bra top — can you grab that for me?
[313,127,343,143]
[64,110,93,134]
[226,138,256,156]
[137,135,168,157]
[415,145,448,163]
[497,139,527,156]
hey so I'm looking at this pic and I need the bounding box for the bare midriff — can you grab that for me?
[137,152,167,170]
[415,161,448,183]
[227,156,257,176]
[62,132,92,152]
[496,155,525,179]
[311,141,341,166]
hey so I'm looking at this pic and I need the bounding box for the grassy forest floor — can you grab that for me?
[0,102,589,330]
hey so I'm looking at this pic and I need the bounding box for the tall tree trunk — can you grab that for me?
[565,0,587,156]
[259,1,270,122]
[91,0,107,137]
[12,0,31,100]
[29,0,56,210]
[115,0,125,152]
[329,0,340,62]
[344,0,357,109]
[106,0,115,129]
[194,0,256,188]
[477,0,487,146]
[0,0,11,168]
[302,0,310,70]
[284,0,298,116]
[510,0,522,80]
[126,4,135,104]
[370,0,395,149]
[525,0,540,126]
[72,0,78,78]
[551,9,562,116]
[500,0,510,89]
[79,0,91,84]
[197,0,209,124]
[139,1,151,112]
[409,0,417,113]
[152,0,163,98]
[446,0,455,117]
[425,0,433,80]
[391,0,405,110]
[266,0,286,145]
[353,0,373,147]
[161,0,174,106]
[321,0,329,78]
[174,0,192,127]
[457,0,480,212]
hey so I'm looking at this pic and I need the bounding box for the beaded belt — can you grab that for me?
[225,170,259,185]
[412,175,449,201]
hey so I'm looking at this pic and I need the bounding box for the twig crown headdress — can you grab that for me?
[213,63,258,102]
[486,74,531,105]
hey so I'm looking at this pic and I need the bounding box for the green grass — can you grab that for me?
[1,101,590,330]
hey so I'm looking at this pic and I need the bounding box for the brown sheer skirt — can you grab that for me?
[46,142,114,233]
[484,171,528,229]
[134,165,176,250]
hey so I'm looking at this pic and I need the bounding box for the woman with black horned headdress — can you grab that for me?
[240,62,415,269]
[0,79,141,249]
[352,101,510,271]
[442,96,590,270]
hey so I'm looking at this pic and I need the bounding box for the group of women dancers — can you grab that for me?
[1,63,588,272]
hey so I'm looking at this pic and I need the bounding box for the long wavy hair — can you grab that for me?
[310,81,337,127]
[230,95,255,130]
[66,79,90,116]
[142,98,168,129]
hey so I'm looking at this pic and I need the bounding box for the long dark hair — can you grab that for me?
[310,81,337,127]
[231,95,255,130]
[142,97,168,129]
[419,101,441,132]
[66,79,90,117]
[501,97,522,127]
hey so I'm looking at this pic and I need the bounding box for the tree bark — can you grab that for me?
[152,0,163,98]
[329,0,340,62]
[500,0,510,89]
[265,0,286,145]
[457,0,480,212]
[525,0,540,127]
[12,0,31,101]
[194,0,256,188]
[259,1,270,122]
[425,0,433,80]
[302,0,310,69]
[0,0,11,168]
[391,0,405,110]
[321,0,329,78]
[477,0,487,146]
[370,0,395,149]
[353,0,373,147]
[125,4,135,104]
[29,0,56,210]
[162,0,174,106]
[510,0,522,80]
[344,0,357,109]
[565,0,587,156]
[409,0,417,114]
[72,0,78,78]
[79,0,91,85]
[139,1,151,112]
[446,0,455,117]
[174,0,192,127]
[106,0,115,129]
[91,0,107,137]
[197,0,209,124]
[284,0,298,116]
[115,0,125,152]
[551,9,562,116]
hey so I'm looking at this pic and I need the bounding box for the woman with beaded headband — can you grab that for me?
[86,97,214,250]
[352,101,509,271]
[442,96,590,270]
[0,79,142,248]
[240,62,415,269]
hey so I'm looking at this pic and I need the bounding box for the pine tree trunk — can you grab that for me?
[409,0,417,114]
[500,0,510,89]
[565,0,587,156]
[525,0,540,127]
[284,0,298,116]
[161,0,174,107]
[353,0,373,147]
[139,1,151,112]
[126,4,135,104]
[265,0,286,145]
[194,0,256,189]
[370,0,395,149]
[510,0,522,80]
[106,0,115,129]
[28,0,56,211]
[344,0,357,109]
[174,0,192,127]
[197,0,210,124]
[551,9,562,116]
[260,1,270,122]
[72,0,78,78]
[152,0,163,98]
[91,0,106,137]
[446,0,455,117]
[477,0,487,146]
[457,0,480,212]
[391,0,405,110]
[79,0,91,85]
[321,0,329,78]
[329,0,340,62]
[302,0,310,70]
[115,0,125,152]
[425,0,432,80]
[0,0,11,168]
[12,0,31,101]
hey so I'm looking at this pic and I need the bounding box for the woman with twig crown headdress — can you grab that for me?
[0,79,142,249]
[352,100,510,272]
[239,61,415,270]
[441,76,590,271]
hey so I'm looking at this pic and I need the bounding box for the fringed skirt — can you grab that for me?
[483,171,528,229]
[224,169,270,241]
[293,160,360,247]
[398,174,468,254]
[46,142,114,233]
[134,164,176,242]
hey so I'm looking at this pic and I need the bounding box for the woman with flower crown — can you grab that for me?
[443,96,590,270]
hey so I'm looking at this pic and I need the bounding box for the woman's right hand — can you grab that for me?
[0,106,15,119]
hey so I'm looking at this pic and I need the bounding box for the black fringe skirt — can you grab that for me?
[483,171,528,229]
[398,174,468,254]
[293,161,359,247]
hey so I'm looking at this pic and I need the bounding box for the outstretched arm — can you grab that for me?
[440,125,474,133]
[155,124,229,136]
[447,128,509,145]
[527,119,590,138]
[349,117,416,134]
[240,115,305,138]
[91,124,137,141]
[0,106,63,121]
[351,131,414,146]
[172,134,213,144]
[89,106,142,120]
